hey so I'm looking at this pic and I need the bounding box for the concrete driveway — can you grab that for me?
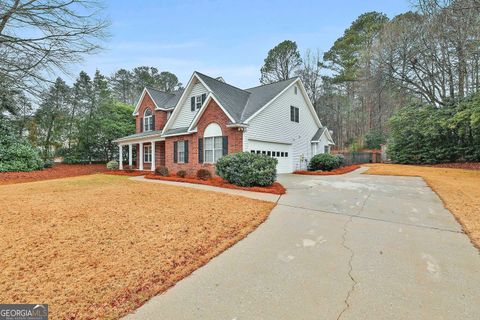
[125,168,480,320]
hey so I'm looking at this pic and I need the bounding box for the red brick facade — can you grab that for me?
[164,100,243,176]
[132,95,243,175]
[135,92,169,132]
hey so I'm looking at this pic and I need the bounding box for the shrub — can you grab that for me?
[215,152,277,187]
[364,129,387,150]
[106,160,119,170]
[336,154,345,166]
[196,168,212,180]
[308,153,342,171]
[155,166,169,176]
[124,165,134,173]
[176,170,187,178]
[43,160,55,169]
[0,141,44,172]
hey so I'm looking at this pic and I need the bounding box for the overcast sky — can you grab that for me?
[72,0,411,88]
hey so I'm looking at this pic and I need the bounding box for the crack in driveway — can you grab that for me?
[336,192,371,320]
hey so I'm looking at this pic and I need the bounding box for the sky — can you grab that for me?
[73,0,412,89]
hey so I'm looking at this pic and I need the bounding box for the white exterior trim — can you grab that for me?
[188,94,235,131]
[162,72,213,132]
[132,88,176,115]
[243,78,322,128]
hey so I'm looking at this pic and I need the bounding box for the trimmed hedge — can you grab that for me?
[196,168,212,180]
[308,153,343,171]
[155,166,169,176]
[215,152,277,187]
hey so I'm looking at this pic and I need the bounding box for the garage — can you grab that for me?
[247,140,293,174]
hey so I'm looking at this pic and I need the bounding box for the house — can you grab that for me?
[113,71,334,174]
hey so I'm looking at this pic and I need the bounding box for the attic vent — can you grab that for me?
[215,77,225,82]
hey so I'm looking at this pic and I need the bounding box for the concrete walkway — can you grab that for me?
[124,168,480,320]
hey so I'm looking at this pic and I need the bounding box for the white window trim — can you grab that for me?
[144,144,152,163]
[177,140,185,163]
[144,108,153,132]
[195,95,202,110]
[204,136,223,164]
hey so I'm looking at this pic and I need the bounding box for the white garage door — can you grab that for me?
[248,140,293,174]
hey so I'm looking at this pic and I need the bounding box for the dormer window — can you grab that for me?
[143,108,154,132]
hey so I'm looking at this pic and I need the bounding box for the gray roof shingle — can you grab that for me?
[114,130,163,142]
[146,87,184,110]
[195,72,298,123]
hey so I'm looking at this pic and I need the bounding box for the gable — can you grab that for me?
[169,81,208,129]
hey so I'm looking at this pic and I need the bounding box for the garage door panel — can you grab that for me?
[247,140,293,173]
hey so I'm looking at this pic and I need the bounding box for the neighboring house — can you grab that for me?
[113,71,334,174]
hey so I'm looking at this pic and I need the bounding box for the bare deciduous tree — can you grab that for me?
[0,0,109,94]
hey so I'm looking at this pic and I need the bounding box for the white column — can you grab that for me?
[151,141,156,171]
[139,142,144,170]
[118,145,123,170]
[128,144,133,166]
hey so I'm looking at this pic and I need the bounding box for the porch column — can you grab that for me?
[128,144,133,166]
[118,145,123,170]
[151,141,156,171]
[139,142,144,170]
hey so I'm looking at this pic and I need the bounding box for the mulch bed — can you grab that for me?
[145,174,286,195]
[0,164,108,185]
[293,164,360,176]
[425,162,480,170]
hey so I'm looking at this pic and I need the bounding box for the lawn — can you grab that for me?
[0,174,275,319]
[364,164,480,249]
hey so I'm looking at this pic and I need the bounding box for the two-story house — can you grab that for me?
[113,71,334,174]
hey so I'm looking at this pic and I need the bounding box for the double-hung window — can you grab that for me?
[195,95,203,109]
[177,140,185,163]
[144,145,152,163]
[204,136,223,163]
[290,106,299,123]
[143,108,154,131]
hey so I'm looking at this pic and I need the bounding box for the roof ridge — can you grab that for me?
[194,71,250,94]
[145,86,175,96]
[245,77,299,91]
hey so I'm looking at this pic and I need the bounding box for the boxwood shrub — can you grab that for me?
[308,153,342,171]
[106,160,119,170]
[215,152,277,187]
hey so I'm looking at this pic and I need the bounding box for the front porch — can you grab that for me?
[114,131,165,171]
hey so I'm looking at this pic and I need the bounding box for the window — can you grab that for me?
[294,86,298,95]
[203,123,223,163]
[195,95,203,109]
[143,108,154,131]
[324,145,330,154]
[290,106,299,123]
[144,145,152,163]
[204,136,223,163]
[285,152,288,157]
[178,141,185,163]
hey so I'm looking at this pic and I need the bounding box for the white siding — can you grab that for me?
[244,83,320,172]
[171,82,208,129]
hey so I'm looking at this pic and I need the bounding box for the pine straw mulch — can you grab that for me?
[0,164,108,185]
[293,164,360,176]
[363,163,480,250]
[145,174,286,195]
[425,162,480,170]
[0,174,275,319]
